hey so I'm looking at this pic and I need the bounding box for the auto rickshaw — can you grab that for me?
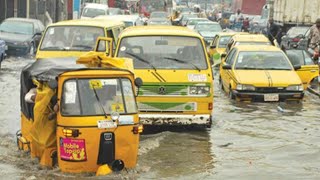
[17,38,143,175]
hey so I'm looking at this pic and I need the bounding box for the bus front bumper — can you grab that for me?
[139,114,212,126]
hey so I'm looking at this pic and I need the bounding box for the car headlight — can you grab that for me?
[189,86,210,95]
[236,84,255,91]
[286,85,303,91]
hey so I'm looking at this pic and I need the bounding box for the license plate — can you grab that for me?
[97,120,117,129]
[264,94,279,102]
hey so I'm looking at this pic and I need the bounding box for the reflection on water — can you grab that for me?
[0,57,319,179]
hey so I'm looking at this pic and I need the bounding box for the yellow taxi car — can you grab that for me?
[220,45,304,102]
[208,32,248,65]
[225,34,272,54]
[114,26,214,127]
[36,19,125,60]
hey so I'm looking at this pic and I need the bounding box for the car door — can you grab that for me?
[295,51,319,89]
[209,35,219,57]
[220,48,237,91]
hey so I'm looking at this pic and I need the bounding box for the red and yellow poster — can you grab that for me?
[60,138,87,161]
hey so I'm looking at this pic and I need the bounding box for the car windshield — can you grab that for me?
[118,36,208,70]
[82,8,106,17]
[219,36,232,48]
[108,8,121,15]
[287,27,309,37]
[182,14,198,22]
[235,51,292,70]
[195,24,222,31]
[0,20,33,35]
[188,19,208,25]
[124,21,134,27]
[61,78,137,116]
[150,12,167,18]
[40,26,104,51]
[286,50,314,66]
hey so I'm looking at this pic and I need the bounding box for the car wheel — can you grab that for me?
[0,54,3,69]
[229,87,235,100]
[29,42,35,56]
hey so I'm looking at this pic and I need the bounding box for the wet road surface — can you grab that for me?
[0,57,319,179]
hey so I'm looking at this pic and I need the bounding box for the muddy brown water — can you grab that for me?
[0,57,319,179]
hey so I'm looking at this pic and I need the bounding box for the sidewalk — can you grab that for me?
[307,77,320,97]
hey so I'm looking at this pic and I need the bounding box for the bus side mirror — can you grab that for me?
[134,77,143,97]
[134,77,143,88]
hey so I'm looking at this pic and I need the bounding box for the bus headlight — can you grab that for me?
[286,85,303,91]
[189,86,210,95]
[236,84,255,91]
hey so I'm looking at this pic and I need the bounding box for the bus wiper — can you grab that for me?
[71,45,93,51]
[91,88,108,118]
[163,57,201,71]
[125,52,157,71]
[265,68,291,70]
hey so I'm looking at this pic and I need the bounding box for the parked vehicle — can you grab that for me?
[281,26,310,49]
[81,3,109,19]
[186,18,209,29]
[36,19,124,60]
[0,39,7,68]
[0,18,44,56]
[115,26,214,127]
[95,15,144,28]
[220,45,304,102]
[285,49,319,89]
[194,21,222,45]
[273,0,320,32]
[18,40,143,175]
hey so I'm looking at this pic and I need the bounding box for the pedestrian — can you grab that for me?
[242,17,250,32]
[308,18,320,60]
[234,9,244,31]
[267,18,281,46]
[208,12,215,21]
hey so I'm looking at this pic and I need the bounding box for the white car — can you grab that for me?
[81,3,109,19]
[95,15,144,27]
[186,18,209,29]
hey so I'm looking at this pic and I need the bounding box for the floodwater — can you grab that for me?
[0,57,319,179]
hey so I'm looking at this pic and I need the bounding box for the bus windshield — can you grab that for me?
[40,26,104,51]
[118,36,208,70]
[139,0,166,16]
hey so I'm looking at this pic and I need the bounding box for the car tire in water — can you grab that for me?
[229,87,235,100]
[0,54,3,69]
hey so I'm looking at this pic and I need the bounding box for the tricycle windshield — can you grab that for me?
[61,78,137,116]
[40,26,104,51]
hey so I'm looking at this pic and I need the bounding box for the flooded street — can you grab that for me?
[0,57,319,179]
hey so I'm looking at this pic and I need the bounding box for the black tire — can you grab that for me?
[229,87,235,100]
[0,54,3,69]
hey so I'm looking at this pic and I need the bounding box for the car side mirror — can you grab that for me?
[210,45,216,49]
[34,32,42,36]
[222,64,232,70]
[294,65,301,70]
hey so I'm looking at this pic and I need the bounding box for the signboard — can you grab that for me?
[60,138,87,161]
